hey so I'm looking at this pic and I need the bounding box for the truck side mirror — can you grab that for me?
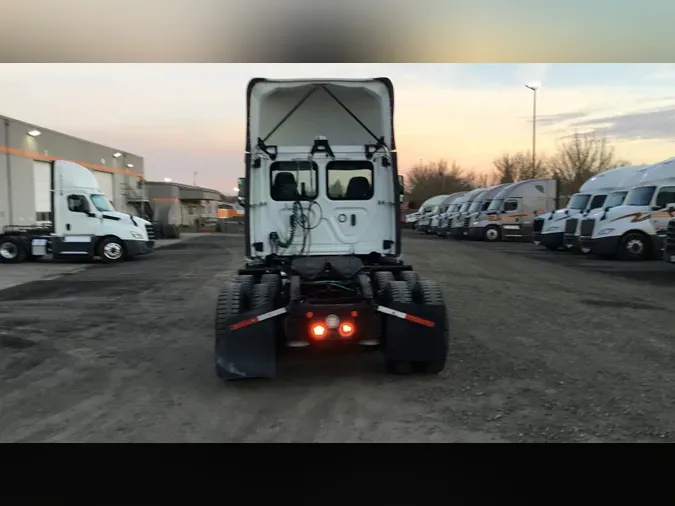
[237,177,247,206]
[398,175,405,195]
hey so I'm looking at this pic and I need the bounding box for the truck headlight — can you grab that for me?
[546,226,561,233]
[597,228,614,236]
[130,231,144,239]
[472,221,480,226]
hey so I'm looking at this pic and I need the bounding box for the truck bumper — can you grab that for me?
[125,240,155,257]
[467,226,483,239]
[540,232,563,250]
[590,236,619,257]
[563,233,580,250]
[449,226,466,238]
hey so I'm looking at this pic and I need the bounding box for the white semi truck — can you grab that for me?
[470,178,558,242]
[415,194,451,233]
[0,160,155,264]
[535,165,644,251]
[214,77,448,380]
[577,157,675,260]
[447,187,486,239]
[430,192,467,235]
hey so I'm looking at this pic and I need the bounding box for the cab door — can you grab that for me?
[652,185,675,250]
[51,194,98,258]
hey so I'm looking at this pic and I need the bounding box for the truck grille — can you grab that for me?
[463,216,470,228]
[145,223,156,241]
[580,218,595,237]
[666,218,675,252]
[533,218,544,233]
[565,218,578,235]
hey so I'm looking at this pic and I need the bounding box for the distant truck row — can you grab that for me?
[407,177,560,242]
[406,157,675,266]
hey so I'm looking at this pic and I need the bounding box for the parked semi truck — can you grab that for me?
[437,192,472,237]
[430,192,467,235]
[563,166,646,252]
[664,217,675,264]
[0,160,155,264]
[415,194,451,233]
[461,183,511,240]
[535,165,641,251]
[470,178,558,242]
[447,187,486,238]
[214,77,448,380]
[578,157,675,260]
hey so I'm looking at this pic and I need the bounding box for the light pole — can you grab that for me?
[525,81,541,173]
[193,171,198,186]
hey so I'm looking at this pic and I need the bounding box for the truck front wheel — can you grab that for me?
[98,237,126,264]
[0,237,26,263]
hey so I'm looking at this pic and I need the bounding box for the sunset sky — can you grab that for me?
[1,63,674,193]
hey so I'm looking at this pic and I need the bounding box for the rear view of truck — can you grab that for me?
[213,78,449,381]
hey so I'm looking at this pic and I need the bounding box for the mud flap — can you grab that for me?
[215,304,282,380]
[380,303,448,363]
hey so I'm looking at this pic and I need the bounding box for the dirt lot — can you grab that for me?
[1,231,675,442]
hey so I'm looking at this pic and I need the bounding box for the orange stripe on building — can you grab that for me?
[0,146,144,178]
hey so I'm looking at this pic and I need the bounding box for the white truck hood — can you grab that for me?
[103,211,150,227]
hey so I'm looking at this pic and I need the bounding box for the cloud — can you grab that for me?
[532,111,590,126]
[566,107,675,141]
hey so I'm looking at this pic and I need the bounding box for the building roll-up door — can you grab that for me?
[33,160,52,222]
[93,170,114,202]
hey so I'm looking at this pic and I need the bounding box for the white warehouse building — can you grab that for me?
[0,115,147,229]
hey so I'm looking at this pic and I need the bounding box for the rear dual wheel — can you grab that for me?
[381,277,449,375]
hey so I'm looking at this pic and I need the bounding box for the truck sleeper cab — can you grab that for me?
[0,160,154,264]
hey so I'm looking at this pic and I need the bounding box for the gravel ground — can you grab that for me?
[1,231,674,443]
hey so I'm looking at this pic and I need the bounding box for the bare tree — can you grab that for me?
[464,170,494,189]
[492,151,548,184]
[548,133,629,195]
[406,159,473,207]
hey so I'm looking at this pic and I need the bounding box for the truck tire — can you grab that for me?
[382,280,414,375]
[98,237,126,264]
[260,273,282,307]
[412,279,449,374]
[233,274,255,296]
[484,225,501,242]
[215,281,253,380]
[252,282,272,309]
[400,270,420,292]
[619,232,650,261]
[0,237,25,264]
[373,271,395,300]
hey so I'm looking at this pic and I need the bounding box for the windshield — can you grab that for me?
[439,205,448,213]
[625,186,656,206]
[604,191,628,208]
[458,202,470,212]
[481,200,491,211]
[447,204,458,213]
[90,194,114,212]
[488,198,503,211]
[468,200,482,212]
[568,193,591,210]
